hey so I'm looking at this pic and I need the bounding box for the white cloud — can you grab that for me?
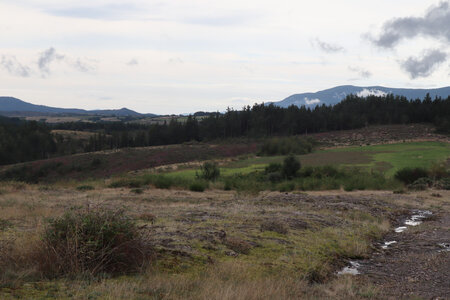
[304,97,321,105]
[357,89,387,97]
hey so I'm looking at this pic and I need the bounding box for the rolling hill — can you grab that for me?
[0,97,156,117]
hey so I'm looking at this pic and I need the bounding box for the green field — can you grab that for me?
[165,141,449,179]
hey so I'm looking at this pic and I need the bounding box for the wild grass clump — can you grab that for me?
[35,209,152,278]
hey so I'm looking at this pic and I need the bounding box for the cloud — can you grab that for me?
[72,58,95,72]
[312,38,344,53]
[357,89,387,97]
[304,97,320,105]
[348,66,372,79]
[46,3,142,20]
[370,1,450,48]
[399,49,447,79]
[38,47,64,75]
[0,55,31,77]
[127,58,138,66]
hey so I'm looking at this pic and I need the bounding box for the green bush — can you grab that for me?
[37,209,152,277]
[153,176,173,189]
[395,167,429,184]
[264,163,282,174]
[267,171,283,183]
[312,165,340,178]
[189,181,208,192]
[278,181,295,192]
[109,178,144,188]
[197,162,220,181]
[76,185,94,191]
[282,155,301,179]
[259,137,315,156]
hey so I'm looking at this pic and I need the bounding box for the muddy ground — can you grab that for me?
[359,209,450,299]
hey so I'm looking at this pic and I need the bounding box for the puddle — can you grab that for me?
[437,243,450,252]
[395,226,407,233]
[381,241,397,249]
[337,261,360,275]
[394,210,433,233]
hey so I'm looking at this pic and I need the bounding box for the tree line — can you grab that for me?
[0,93,449,165]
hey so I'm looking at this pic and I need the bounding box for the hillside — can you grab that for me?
[274,85,450,108]
[0,97,156,117]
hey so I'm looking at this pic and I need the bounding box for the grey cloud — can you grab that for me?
[72,58,95,72]
[371,1,450,48]
[348,66,372,79]
[38,47,64,74]
[127,58,138,66]
[312,38,344,53]
[0,55,31,77]
[400,49,447,79]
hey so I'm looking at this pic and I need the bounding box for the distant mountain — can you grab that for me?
[273,85,450,108]
[0,97,157,117]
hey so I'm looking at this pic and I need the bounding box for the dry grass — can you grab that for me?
[0,181,447,299]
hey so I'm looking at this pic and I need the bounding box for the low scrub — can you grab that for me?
[189,181,208,192]
[35,209,152,277]
[395,167,429,185]
[196,162,220,181]
[258,137,315,156]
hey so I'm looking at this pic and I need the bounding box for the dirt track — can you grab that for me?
[358,195,450,299]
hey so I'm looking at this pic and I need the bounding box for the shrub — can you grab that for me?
[267,172,283,183]
[278,182,295,192]
[395,167,429,184]
[0,219,12,231]
[76,185,94,191]
[258,137,315,156]
[109,178,144,188]
[428,162,449,180]
[189,181,208,192]
[264,163,282,174]
[153,176,173,189]
[435,178,450,190]
[282,155,301,179]
[36,209,151,277]
[131,188,144,194]
[299,166,314,177]
[312,165,340,178]
[197,162,220,181]
[91,158,102,168]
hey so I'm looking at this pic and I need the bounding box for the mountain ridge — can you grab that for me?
[0,97,156,117]
[272,85,450,108]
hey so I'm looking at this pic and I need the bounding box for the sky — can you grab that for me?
[0,0,449,114]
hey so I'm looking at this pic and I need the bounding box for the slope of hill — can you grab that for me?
[274,85,450,108]
[0,97,156,117]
